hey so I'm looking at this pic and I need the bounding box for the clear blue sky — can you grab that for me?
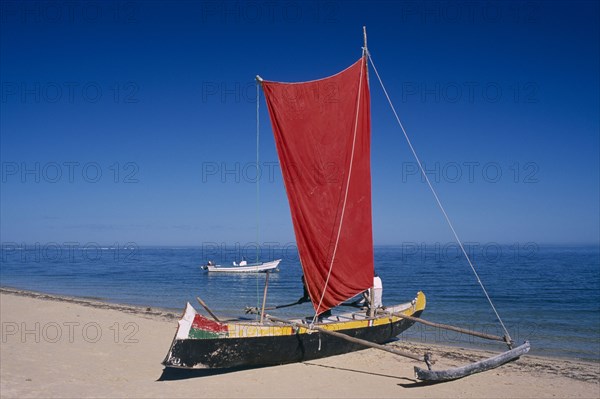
[1,1,598,247]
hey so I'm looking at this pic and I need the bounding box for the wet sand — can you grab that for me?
[1,287,598,398]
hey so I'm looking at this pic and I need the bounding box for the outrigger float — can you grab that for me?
[163,27,530,382]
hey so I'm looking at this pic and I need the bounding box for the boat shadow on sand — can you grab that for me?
[156,362,420,384]
[303,362,464,387]
[157,365,266,381]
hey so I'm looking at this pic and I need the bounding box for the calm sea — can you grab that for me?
[1,244,598,362]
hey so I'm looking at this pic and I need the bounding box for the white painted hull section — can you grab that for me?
[202,259,281,273]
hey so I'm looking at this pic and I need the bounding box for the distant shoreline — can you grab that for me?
[0,286,180,321]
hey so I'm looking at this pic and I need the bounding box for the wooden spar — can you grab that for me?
[259,271,270,324]
[196,296,221,322]
[265,314,424,362]
[415,341,531,382]
[389,311,509,345]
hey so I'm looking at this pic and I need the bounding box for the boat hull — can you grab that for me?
[163,292,426,369]
[165,312,422,369]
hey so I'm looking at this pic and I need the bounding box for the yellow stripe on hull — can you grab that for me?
[226,291,425,338]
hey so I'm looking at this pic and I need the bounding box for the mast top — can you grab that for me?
[363,26,368,54]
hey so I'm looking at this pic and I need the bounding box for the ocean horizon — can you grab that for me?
[1,243,598,362]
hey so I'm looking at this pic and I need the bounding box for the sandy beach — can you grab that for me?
[1,287,598,399]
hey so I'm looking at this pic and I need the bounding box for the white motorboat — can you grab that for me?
[201,259,281,273]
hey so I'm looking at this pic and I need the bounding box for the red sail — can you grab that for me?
[262,57,374,314]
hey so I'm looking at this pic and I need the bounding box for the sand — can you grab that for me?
[1,287,598,398]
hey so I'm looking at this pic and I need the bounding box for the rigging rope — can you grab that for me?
[256,80,261,264]
[256,80,261,317]
[311,54,366,326]
[367,52,513,343]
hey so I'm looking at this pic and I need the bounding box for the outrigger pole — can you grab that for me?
[389,311,511,344]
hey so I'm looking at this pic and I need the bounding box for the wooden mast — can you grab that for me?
[259,271,270,324]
